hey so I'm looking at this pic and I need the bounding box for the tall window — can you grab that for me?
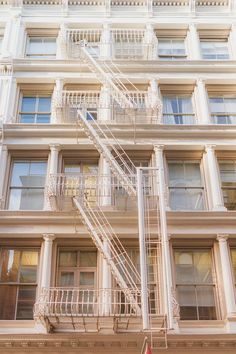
[19,96,51,124]
[8,160,47,210]
[163,95,195,124]
[219,160,236,210]
[209,97,236,124]
[26,37,57,59]
[0,248,39,320]
[174,249,217,320]
[158,39,186,60]
[168,160,205,210]
[200,39,229,60]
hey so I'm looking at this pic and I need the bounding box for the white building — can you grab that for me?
[0,0,236,353]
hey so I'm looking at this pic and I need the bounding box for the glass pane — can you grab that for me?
[64,164,81,174]
[0,285,17,319]
[79,251,97,267]
[20,268,37,283]
[0,249,20,282]
[30,162,47,176]
[8,189,22,210]
[21,97,36,112]
[170,188,204,210]
[79,272,95,286]
[59,251,77,267]
[11,162,30,187]
[177,285,198,320]
[21,251,38,266]
[20,114,35,123]
[60,272,75,286]
[43,38,57,55]
[36,114,50,123]
[231,249,236,281]
[197,286,216,320]
[14,188,44,210]
[16,286,36,319]
[83,164,98,174]
[38,97,51,112]
[27,38,42,55]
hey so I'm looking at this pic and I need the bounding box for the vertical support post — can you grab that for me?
[44,144,60,210]
[145,24,155,60]
[204,145,226,211]
[100,23,111,60]
[217,234,236,317]
[41,234,55,289]
[148,79,162,123]
[137,167,149,330]
[0,145,8,209]
[187,24,201,60]
[195,79,210,124]
[99,85,111,122]
[154,145,174,330]
[52,79,64,123]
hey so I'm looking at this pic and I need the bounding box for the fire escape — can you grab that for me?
[34,29,172,349]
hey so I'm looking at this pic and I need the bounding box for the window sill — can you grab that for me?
[178,320,224,328]
[0,320,35,328]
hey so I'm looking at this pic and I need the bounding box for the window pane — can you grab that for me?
[177,285,198,320]
[79,272,95,286]
[36,114,50,123]
[0,249,20,282]
[20,268,37,283]
[16,286,36,319]
[21,97,36,112]
[59,251,77,267]
[28,38,42,55]
[79,251,97,267]
[60,272,75,286]
[0,285,17,319]
[21,251,38,266]
[20,114,35,123]
[231,249,236,282]
[11,162,30,187]
[44,38,57,55]
[38,97,51,112]
[197,286,216,320]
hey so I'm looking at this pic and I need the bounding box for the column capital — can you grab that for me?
[43,234,56,242]
[197,78,207,86]
[49,144,61,152]
[0,144,8,152]
[205,144,216,152]
[154,144,164,152]
[217,234,229,242]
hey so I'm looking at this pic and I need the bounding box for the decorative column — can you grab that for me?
[195,79,210,124]
[44,144,60,210]
[57,22,67,60]
[41,234,55,289]
[154,145,174,329]
[100,23,111,60]
[205,145,226,211]
[0,145,8,209]
[217,234,236,317]
[187,24,201,60]
[148,79,162,123]
[229,25,236,60]
[145,24,156,60]
[99,85,111,122]
[1,18,12,58]
[51,79,64,123]
[99,154,112,206]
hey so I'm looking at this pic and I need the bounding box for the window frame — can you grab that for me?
[25,36,57,59]
[200,38,229,60]
[158,38,187,60]
[162,94,195,125]
[218,159,236,210]
[173,247,220,321]
[18,94,52,124]
[208,95,236,124]
[0,247,40,320]
[7,159,48,211]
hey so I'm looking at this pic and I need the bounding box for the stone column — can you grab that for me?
[187,24,201,60]
[195,79,210,124]
[51,79,64,123]
[205,145,226,211]
[41,234,56,289]
[145,24,155,60]
[148,79,162,123]
[1,18,12,58]
[99,85,111,122]
[229,25,236,60]
[99,154,112,207]
[0,145,8,209]
[100,23,111,60]
[44,144,60,210]
[217,234,236,317]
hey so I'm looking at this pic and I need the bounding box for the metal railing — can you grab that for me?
[34,288,142,318]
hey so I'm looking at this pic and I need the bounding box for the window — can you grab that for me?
[58,249,97,314]
[0,248,39,320]
[168,160,205,210]
[219,161,236,210]
[200,39,229,60]
[112,31,145,60]
[158,39,186,60]
[209,97,236,124]
[8,160,47,210]
[26,37,57,59]
[19,96,51,123]
[163,95,195,124]
[174,249,217,320]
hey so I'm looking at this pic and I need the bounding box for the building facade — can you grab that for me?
[0,0,236,353]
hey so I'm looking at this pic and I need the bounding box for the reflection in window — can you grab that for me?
[163,95,195,124]
[200,40,229,60]
[209,97,236,124]
[158,39,186,60]
[26,37,57,58]
[19,96,51,123]
[168,161,205,210]
[219,161,236,210]
[8,160,47,210]
[0,248,39,320]
[230,249,236,293]
[174,249,217,320]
